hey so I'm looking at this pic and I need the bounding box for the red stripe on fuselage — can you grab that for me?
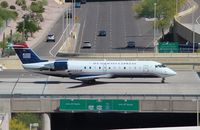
[13,43,29,48]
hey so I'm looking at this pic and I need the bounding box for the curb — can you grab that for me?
[57,23,81,55]
[175,0,198,21]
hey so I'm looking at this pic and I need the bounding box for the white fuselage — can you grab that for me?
[22,60,176,79]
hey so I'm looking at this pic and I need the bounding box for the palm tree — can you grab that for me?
[0,7,17,27]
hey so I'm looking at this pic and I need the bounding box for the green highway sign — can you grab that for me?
[60,99,139,112]
[113,100,139,111]
[158,42,179,53]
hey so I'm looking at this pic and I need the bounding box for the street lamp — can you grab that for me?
[176,0,178,14]
[30,123,39,130]
[72,0,76,26]
[192,8,195,53]
[154,3,157,53]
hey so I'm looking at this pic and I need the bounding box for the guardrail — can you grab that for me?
[1,93,200,100]
[174,0,200,43]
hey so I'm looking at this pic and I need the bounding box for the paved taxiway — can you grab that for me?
[0,70,199,95]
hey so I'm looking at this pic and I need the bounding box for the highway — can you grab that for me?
[178,0,200,37]
[0,70,200,96]
[33,12,70,57]
[75,1,154,53]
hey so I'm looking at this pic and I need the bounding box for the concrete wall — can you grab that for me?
[174,18,200,43]
[0,58,22,69]
[173,0,200,43]
[7,98,200,113]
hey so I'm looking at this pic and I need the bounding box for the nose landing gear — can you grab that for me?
[83,79,96,84]
[161,78,165,83]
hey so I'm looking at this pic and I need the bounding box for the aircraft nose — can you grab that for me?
[168,69,176,76]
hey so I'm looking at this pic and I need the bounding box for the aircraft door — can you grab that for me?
[143,65,149,73]
[103,60,107,72]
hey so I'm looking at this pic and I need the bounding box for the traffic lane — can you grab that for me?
[178,0,200,24]
[110,1,127,50]
[1,71,200,95]
[110,1,153,53]
[79,2,110,53]
[95,2,111,53]
[78,2,99,53]
[33,14,67,57]
[0,69,46,78]
[124,1,154,49]
[78,1,155,53]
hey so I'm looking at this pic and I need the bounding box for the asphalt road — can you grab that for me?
[33,13,71,58]
[0,70,200,96]
[178,0,200,28]
[76,1,154,53]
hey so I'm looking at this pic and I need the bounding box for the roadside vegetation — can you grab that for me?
[0,0,48,56]
[10,113,42,130]
[0,7,17,28]
[15,0,48,42]
[134,0,186,40]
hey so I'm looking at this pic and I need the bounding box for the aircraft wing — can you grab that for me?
[75,74,113,81]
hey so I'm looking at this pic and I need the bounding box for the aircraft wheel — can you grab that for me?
[84,79,96,84]
[161,78,165,83]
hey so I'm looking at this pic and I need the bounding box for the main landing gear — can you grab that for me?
[161,78,165,83]
[83,79,96,84]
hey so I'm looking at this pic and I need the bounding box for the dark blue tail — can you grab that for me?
[13,43,47,64]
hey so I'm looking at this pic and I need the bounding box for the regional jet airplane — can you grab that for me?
[12,43,176,83]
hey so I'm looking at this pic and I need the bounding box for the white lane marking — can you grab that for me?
[94,3,100,52]
[196,15,200,25]
[122,2,127,43]
[78,19,86,53]
[109,3,112,49]
[49,24,70,57]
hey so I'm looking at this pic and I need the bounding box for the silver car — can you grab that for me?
[46,34,55,42]
[82,41,92,48]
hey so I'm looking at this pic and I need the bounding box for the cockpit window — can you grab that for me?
[161,64,166,67]
[155,64,166,68]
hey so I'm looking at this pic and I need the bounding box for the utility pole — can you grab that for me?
[154,3,157,53]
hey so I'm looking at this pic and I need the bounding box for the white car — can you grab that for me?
[46,34,55,42]
[82,41,92,48]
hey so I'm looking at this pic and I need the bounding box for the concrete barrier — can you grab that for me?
[0,58,22,69]
[174,0,200,43]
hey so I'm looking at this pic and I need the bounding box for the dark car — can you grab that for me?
[98,30,106,36]
[81,0,86,4]
[75,2,81,8]
[126,41,135,48]
[46,34,55,42]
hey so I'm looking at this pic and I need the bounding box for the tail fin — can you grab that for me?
[13,43,47,64]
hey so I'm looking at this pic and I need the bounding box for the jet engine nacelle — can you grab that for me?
[43,61,68,71]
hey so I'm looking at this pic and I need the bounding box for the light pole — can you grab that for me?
[176,0,178,14]
[154,3,157,53]
[197,99,199,126]
[72,0,76,26]
[192,8,195,53]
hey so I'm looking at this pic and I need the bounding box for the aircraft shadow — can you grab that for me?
[68,81,107,89]
[0,80,168,89]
